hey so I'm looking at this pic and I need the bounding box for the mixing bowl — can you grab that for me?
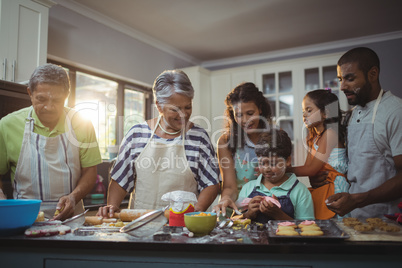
[184,212,217,236]
[0,199,42,236]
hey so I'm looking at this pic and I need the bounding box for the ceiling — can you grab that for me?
[56,0,402,66]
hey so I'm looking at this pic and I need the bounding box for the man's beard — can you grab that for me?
[348,82,372,107]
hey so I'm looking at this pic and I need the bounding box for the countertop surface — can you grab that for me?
[1,219,402,255]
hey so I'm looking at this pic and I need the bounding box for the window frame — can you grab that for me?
[48,59,153,153]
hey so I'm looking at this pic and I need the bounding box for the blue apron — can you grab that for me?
[247,180,299,223]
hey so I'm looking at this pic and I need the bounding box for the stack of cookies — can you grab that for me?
[298,221,324,236]
[276,221,298,236]
[275,220,324,236]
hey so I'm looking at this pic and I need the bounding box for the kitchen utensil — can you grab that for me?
[120,205,168,237]
[62,209,89,227]
[0,199,42,236]
[115,208,154,222]
[218,218,233,228]
[184,212,217,236]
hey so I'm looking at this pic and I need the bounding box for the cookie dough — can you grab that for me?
[378,224,400,232]
[354,224,375,232]
[276,229,299,236]
[300,230,324,236]
[300,225,322,231]
[343,218,362,227]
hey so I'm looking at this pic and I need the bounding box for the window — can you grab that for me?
[49,60,152,160]
[124,88,145,135]
[75,72,118,159]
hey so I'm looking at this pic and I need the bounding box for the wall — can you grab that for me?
[47,5,194,86]
[369,38,402,98]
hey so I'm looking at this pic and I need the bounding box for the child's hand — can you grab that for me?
[245,196,263,219]
[259,195,285,219]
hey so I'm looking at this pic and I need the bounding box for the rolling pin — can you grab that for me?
[84,209,155,225]
[114,209,154,222]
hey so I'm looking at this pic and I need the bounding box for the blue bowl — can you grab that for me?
[0,199,42,236]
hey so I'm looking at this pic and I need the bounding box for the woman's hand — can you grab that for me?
[99,180,127,218]
[212,195,240,218]
[97,204,120,218]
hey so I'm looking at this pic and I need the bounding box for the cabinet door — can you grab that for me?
[257,67,296,164]
[1,0,49,82]
[0,0,12,80]
[303,64,349,110]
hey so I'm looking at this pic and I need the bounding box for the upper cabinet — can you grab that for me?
[0,0,55,83]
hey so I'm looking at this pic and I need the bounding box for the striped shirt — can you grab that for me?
[111,121,220,193]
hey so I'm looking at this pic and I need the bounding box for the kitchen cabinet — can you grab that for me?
[0,0,54,83]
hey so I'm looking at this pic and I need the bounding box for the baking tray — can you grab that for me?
[267,220,349,241]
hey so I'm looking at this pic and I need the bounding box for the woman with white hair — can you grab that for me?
[98,70,220,217]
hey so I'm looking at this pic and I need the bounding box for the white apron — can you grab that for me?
[130,116,198,209]
[14,108,83,219]
[347,90,400,218]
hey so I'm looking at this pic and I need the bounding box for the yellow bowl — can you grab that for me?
[184,212,217,236]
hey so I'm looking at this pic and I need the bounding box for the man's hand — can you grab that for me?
[326,192,357,216]
[53,194,76,221]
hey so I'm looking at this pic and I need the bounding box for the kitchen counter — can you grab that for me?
[1,220,401,268]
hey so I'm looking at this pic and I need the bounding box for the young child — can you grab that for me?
[238,129,314,223]
[288,89,349,219]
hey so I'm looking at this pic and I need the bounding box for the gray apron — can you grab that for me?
[14,108,83,219]
[347,89,400,218]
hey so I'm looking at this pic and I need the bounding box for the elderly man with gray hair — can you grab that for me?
[0,63,102,220]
